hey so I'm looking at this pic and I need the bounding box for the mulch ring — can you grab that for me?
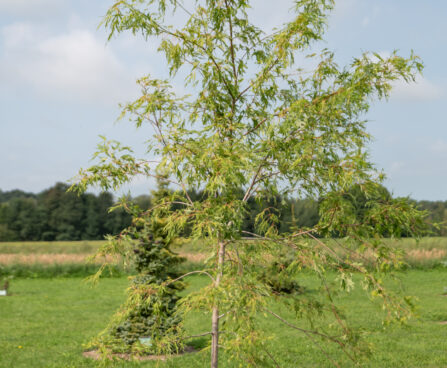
[83,346,197,361]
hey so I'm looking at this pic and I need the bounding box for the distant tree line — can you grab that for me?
[415,200,447,236]
[0,182,445,242]
[0,183,134,241]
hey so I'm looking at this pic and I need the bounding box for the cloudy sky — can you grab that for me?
[0,0,445,200]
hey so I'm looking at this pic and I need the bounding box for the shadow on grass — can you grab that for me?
[186,337,209,351]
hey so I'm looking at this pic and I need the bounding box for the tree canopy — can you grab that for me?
[73,1,427,366]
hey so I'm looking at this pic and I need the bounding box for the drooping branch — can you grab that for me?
[150,108,194,206]
[167,270,216,285]
[260,345,281,368]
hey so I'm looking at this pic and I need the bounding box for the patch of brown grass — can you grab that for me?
[0,251,206,266]
[335,247,447,264]
[178,252,207,263]
[0,254,115,265]
[406,249,447,261]
[1,247,444,268]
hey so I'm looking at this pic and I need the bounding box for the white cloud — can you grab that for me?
[364,51,443,102]
[391,75,444,102]
[0,23,138,105]
[246,0,294,34]
[431,139,447,154]
[332,1,382,29]
[362,17,370,27]
[1,22,37,48]
[0,0,67,17]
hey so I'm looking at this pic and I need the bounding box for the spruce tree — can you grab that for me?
[89,180,185,355]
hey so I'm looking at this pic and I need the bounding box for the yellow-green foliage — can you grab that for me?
[71,0,427,366]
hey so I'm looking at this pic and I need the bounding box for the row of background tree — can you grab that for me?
[0,182,445,242]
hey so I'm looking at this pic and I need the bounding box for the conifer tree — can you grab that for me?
[88,180,185,354]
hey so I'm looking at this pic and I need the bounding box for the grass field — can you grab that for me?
[0,239,206,278]
[0,241,118,278]
[1,270,447,367]
[1,239,447,366]
[1,238,447,277]
[2,237,447,254]
[0,241,105,254]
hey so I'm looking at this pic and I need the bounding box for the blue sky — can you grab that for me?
[0,0,446,200]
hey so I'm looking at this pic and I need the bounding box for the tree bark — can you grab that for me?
[211,240,226,368]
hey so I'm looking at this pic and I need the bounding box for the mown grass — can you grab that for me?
[1,270,447,367]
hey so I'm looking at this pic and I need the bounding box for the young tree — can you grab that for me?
[74,0,425,366]
[88,214,185,355]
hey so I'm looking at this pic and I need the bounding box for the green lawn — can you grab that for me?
[1,270,447,367]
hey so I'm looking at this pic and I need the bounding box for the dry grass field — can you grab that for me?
[1,237,447,277]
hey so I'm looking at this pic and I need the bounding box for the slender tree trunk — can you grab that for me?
[211,240,226,368]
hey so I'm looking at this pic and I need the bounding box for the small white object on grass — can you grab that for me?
[139,337,152,347]
[0,290,7,296]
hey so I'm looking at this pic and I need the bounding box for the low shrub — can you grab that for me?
[259,255,304,295]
